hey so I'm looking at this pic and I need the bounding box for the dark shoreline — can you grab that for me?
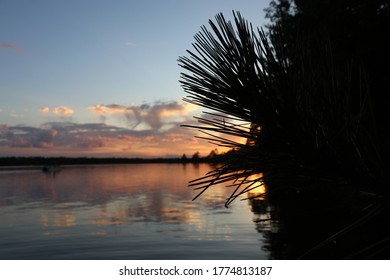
[0,156,215,167]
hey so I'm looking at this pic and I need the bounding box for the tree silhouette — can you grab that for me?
[179,9,389,206]
[191,151,200,162]
[181,153,188,163]
[266,0,390,141]
[179,4,390,258]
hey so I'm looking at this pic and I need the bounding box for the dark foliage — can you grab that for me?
[178,2,390,259]
[179,9,389,207]
[266,0,390,157]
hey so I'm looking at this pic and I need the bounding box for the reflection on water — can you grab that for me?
[248,173,390,259]
[0,164,269,260]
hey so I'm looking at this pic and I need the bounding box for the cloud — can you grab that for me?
[0,125,57,148]
[40,107,50,113]
[0,119,217,158]
[35,129,58,148]
[125,42,136,48]
[10,111,24,118]
[0,123,8,132]
[0,43,22,52]
[52,106,74,116]
[41,106,74,116]
[0,102,239,157]
[88,101,197,131]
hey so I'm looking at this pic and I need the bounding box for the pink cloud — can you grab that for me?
[41,106,74,116]
[52,106,74,116]
[40,107,50,113]
[88,101,198,131]
[0,120,222,158]
[0,124,8,131]
[0,43,22,52]
[0,102,242,158]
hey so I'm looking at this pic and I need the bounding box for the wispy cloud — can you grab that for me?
[0,43,22,52]
[10,111,24,118]
[41,106,74,116]
[125,42,136,48]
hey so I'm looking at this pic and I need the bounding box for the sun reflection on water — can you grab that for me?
[0,164,268,259]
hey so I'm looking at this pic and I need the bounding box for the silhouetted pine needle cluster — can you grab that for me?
[178,12,385,207]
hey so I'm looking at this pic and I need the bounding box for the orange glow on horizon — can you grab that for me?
[0,131,238,158]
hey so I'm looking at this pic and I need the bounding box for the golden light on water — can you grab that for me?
[40,211,76,228]
[2,164,262,243]
[246,173,267,201]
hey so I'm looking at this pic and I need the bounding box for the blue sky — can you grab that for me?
[0,0,270,157]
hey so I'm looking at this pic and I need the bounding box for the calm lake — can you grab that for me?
[0,163,270,259]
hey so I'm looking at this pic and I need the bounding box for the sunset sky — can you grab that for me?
[0,0,269,158]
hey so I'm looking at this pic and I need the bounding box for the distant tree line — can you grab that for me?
[0,150,224,167]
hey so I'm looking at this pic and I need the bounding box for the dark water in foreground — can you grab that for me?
[0,164,269,260]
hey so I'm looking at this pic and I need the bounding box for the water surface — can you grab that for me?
[0,163,269,259]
